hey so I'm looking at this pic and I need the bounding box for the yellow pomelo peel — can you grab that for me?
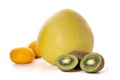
[37,9,94,65]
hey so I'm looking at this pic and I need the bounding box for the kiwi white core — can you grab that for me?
[62,59,71,64]
[86,59,95,65]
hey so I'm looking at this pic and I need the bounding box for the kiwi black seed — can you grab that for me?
[56,54,79,71]
[69,50,89,60]
[80,52,104,73]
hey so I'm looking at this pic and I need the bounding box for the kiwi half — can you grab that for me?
[80,52,104,73]
[56,54,79,71]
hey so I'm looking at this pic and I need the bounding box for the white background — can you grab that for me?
[0,0,119,80]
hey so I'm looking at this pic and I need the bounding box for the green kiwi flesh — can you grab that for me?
[80,52,104,73]
[56,54,79,71]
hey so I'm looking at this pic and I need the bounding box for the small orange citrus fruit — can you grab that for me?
[10,47,35,64]
[28,41,41,58]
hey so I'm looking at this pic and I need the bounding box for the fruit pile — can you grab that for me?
[9,9,105,73]
[10,41,40,64]
[56,50,104,73]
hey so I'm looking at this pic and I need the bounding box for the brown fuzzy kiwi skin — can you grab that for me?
[69,50,89,60]
[69,50,90,69]
[90,54,105,73]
